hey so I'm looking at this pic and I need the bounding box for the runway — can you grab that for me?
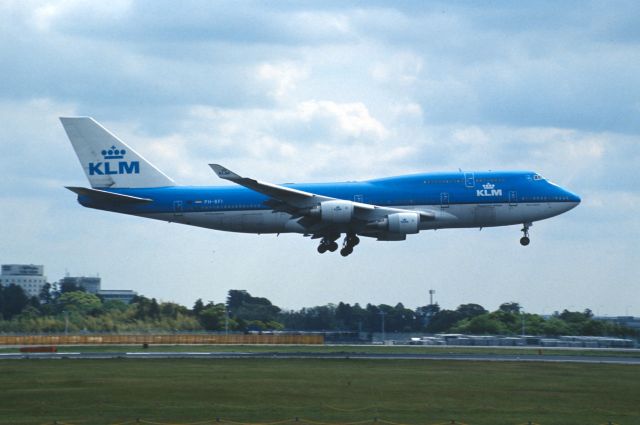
[1,351,639,365]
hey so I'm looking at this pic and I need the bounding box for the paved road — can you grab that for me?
[1,351,639,364]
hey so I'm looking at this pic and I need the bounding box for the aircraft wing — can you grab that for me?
[210,164,332,207]
[209,164,434,222]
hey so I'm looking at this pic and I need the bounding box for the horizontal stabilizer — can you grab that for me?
[65,186,153,204]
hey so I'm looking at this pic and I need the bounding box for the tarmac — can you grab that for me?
[1,350,639,364]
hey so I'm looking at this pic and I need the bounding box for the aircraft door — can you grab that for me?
[173,200,184,217]
[464,172,475,188]
[509,191,518,206]
[440,192,450,208]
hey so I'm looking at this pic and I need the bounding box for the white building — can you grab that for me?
[0,264,47,298]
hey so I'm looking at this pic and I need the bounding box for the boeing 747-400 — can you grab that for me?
[61,117,580,256]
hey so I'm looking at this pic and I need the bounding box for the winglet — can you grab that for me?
[210,164,242,180]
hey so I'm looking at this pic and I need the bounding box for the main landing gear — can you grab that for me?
[317,233,360,256]
[317,237,339,254]
[318,233,360,253]
[340,233,360,257]
[520,222,532,246]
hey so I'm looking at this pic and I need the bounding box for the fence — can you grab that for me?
[0,333,324,345]
[43,418,624,425]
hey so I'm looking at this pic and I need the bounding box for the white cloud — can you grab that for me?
[256,62,309,101]
[1,2,639,314]
[297,100,388,140]
[31,0,132,32]
[371,52,423,85]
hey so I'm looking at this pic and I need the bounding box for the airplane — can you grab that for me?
[60,117,581,256]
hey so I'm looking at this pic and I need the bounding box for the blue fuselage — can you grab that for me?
[75,170,580,237]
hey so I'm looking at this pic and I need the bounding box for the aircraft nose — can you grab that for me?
[561,188,581,210]
[567,191,581,203]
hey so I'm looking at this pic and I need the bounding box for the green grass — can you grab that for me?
[2,343,639,358]
[0,358,638,425]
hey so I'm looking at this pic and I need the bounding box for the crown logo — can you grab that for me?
[101,146,126,160]
[483,182,495,190]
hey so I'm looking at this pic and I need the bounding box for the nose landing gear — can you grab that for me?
[520,223,532,246]
[340,234,360,257]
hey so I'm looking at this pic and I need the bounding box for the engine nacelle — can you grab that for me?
[309,200,355,224]
[375,212,419,234]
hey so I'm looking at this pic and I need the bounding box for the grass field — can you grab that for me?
[0,358,638,425]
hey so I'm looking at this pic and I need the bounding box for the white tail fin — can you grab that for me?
[60,117,175,188]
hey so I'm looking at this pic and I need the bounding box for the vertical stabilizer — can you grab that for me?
[60,117,175,188]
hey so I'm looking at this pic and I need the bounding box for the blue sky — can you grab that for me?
[0,1,638,315]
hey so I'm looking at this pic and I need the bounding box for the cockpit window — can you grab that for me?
[533,174,544,181]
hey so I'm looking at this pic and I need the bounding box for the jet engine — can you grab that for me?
[369,212,420,234]
[309,200,354,224]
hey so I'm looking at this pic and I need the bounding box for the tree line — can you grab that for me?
[0,284,636,338]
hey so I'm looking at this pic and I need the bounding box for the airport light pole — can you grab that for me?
[63,310,69,336]
[379,310,386,343]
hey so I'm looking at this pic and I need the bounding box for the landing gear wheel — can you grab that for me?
[520,223,532,246]
[340,233,359,257]
[318,236,339,254]
[340,247,353,257]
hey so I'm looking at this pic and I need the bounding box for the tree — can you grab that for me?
[541,317,571,336]
[149,298,160,319]
[453,314,507,335]
[0,284,30,320]
[102,299,128,312]
[416,303,441,327]
[426,309,462,333]
[385,303,419,332]
[226,290,281,324]
[193,298,205,316]
[456,303,488,319]
[416,303,440,318]
[58,291,102,314]
[198,303,226,330]
[226,290,250,311]
[39,282,54,305]
[335,302,353,330]
[499,302,521,314]
[160,302,187,319]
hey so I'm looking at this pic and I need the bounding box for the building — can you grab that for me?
[98,289,138,304]
[59,276,101,294]
[596,316,640,331]
[0,264,47,298]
